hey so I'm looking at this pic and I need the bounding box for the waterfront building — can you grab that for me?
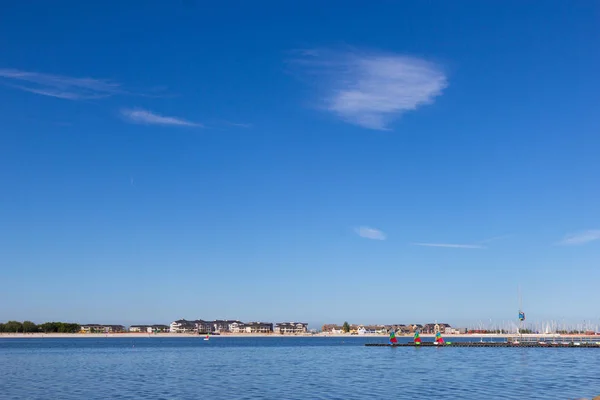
[229,321,244,333]
[129,325,148,333]
[129,325,169,333]
[321,324,342,333]
[244,322,273,333]
[195,320,213,333]
[423,323,451,334]
[169,319,196,333]
[212,320,242,333]
[275,322,308,334]
[80,324,126,333]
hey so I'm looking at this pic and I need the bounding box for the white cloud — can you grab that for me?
[291,48,447,130]
[0,68,121,100]
[558,230,600,245]
[411,243,485,249]
[355,226,386,240]
[121,108,202,127]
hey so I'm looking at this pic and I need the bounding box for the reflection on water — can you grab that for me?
[1,337,598,399]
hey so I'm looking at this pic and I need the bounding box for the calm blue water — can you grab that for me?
[1,337,599,399]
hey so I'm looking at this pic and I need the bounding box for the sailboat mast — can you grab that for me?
[518,285,523,337]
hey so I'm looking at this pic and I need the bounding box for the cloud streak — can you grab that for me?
[411,243,485,249]
[0,68,122,100]
[121,108,202,127]
[355,226,386,240]
[225,122,252,128]
[291,48,447,130]
[558,230,600,245]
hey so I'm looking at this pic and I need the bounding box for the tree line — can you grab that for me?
[0,321,81,333]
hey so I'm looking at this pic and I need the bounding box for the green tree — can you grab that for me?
[342,321,350,333]
[61,323,80,333]
[0,323,5,333]
[22,321,38,333]
[5,321,23,333]
[40,322,58,333]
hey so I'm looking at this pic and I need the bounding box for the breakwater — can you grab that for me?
[366,342,600,348]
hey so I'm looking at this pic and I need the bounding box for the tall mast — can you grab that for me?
[518,285,524,337]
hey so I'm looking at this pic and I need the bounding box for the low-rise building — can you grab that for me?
[170,319,274,334]
[385,324,410,334]
[212,320,242,333]
[130,324,170,333]
[244,322,273,333]
[80,324,104,333]
[195,320,213,334]
[275,322,308,334]
[423,323,451,334]
[229,321,245,333]
[445,327,463,335]
[357,325,384,334]
[81,324,126,333]
[170,319,196,333]
[129,325,150,333]
[152,324,169,332]
[322,324,342,333]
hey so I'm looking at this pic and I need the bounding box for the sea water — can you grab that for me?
[1,337,598,399]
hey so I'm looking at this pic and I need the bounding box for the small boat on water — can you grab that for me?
[204,334,210,341]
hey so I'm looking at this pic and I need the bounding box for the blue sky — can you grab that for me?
[1,1,599,329]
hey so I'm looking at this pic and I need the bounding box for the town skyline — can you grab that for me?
[2,315,600,335]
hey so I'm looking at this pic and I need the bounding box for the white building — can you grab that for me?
[274,322,308,334]
[170,319,196,333]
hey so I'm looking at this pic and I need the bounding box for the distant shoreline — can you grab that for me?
[1,333,599,339]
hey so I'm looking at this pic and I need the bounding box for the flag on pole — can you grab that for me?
[389,331,398,344]
[519,311,525,321]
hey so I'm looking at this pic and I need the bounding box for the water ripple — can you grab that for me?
[1,338,599,399]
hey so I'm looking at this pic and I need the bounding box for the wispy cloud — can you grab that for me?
[121,108,202,127]
[0,68,122,100]
[558,230,600,246]
[477,234,511,244]
[223,121,252,128]
[411,243,485,249]
[355,226,386,240]
[290,48,447,130]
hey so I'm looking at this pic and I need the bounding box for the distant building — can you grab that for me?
[130,325,169,333]
[169,319,275,334]
[275,322,308,334]
[212,320,242,333]
[357,325,387,334]
[80,324,103,333]
[129,325,149,333]
[423,323,451,334]
[390,325,410,334]
[322,324,342,333]
[81,324,126,333]
[170,319,196,333]
[244,322,273,333]
[229,321,245,333]
[152,325,170,332]
[195,320,213,333]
